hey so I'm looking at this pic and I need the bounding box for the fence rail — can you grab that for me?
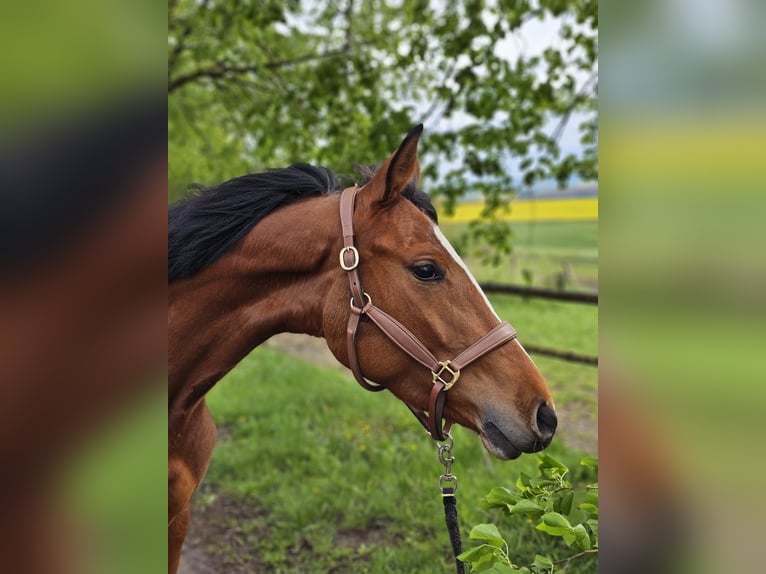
[523,344,598,366]
[480,282,598,305]
[480,281,598,365]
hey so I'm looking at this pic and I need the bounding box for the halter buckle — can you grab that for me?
[432,361,460,390]
[339,245,360,270]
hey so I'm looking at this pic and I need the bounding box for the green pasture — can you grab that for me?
[202,346,595,572]
[442,221,599,291]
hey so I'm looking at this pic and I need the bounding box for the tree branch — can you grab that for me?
[421,61,457,124]
[168,0,178,25]
[168,0,211,75]
[550,70,598,143]
[343,0,355,51]
[168,46,351,94]
[552,548,599,566]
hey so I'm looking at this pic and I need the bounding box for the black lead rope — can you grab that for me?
[437,435,465,574]
[442,487,465,574]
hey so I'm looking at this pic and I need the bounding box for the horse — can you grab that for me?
[168,125,557,573]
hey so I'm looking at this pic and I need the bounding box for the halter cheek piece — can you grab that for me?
[339,185,518,441]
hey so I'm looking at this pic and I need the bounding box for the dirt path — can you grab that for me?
[179,485,265,574]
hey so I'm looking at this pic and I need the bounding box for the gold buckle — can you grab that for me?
[339,246,360,270]
[432,361,460,390]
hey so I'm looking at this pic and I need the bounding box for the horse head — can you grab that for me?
[323,126,557,459]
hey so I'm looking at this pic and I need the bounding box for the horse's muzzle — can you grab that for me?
[480,402,557,460]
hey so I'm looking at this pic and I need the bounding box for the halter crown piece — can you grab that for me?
[339,185,518,441]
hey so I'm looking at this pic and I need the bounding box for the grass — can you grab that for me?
[441,222,598,291]
[490,295,597,356]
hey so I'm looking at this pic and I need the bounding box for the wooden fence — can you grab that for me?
[481,282,598,366]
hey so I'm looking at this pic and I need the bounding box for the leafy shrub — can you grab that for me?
[458,455,598,573]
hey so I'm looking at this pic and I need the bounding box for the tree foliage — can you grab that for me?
[168,0,597,255]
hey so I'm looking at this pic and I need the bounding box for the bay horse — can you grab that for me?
[168,125,557,572]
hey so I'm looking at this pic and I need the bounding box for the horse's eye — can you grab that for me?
[409,262,444,282]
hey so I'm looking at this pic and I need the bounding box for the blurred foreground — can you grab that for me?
[601,0,766,572]
[0,95,167,573]
[0,2,166,572]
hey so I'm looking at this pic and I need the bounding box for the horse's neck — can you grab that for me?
[168,194,339,415]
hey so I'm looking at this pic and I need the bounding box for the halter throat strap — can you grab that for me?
[338,185,517,441]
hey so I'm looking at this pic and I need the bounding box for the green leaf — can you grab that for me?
[469,523,505,547]
[559,490,574,515]
[536,512,573,536]
[457,544,496,564]
[485,487,521,508]
[572,523,592,550]
[533,554,554,570]
[510,499,543,515]
[579,503,598,516]
[587,518,599,545]
[529,476,556,489]
[542,512,571,529]
[580,455,598,469]
[471,553,513,574]
[538,454,568,472]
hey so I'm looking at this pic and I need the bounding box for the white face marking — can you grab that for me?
[514,338,532,360]
[432,224,537,366]
[432,224,501,321]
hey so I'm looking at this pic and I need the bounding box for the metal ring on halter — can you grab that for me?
[438,432,454,447]
[350,292,372,311]
[339,245,360,270]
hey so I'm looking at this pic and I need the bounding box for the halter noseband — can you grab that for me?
[339,185,518,441]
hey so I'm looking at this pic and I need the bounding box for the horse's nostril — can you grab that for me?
[536,403,558,440]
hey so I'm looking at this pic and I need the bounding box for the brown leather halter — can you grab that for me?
[339,185,518,441]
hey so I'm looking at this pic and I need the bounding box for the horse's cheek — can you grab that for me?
[321,284,350,366]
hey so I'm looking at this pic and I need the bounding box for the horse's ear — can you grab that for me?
[378,124,423,204]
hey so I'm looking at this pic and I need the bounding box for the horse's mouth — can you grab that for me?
[480,421,522,460]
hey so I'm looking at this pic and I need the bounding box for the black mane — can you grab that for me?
[168,163,436,283]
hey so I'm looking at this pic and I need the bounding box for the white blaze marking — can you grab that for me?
[514,338,532,359]
[432,224,500,321]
